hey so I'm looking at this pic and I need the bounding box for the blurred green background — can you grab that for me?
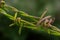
[0,0,60,40]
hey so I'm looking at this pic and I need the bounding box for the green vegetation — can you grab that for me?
[0,0,60,40]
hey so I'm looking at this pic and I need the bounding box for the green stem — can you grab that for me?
[50,25,60,32]
[36,8,48,26]
[0,8,36,27]
[19,23,23,35]
[4,5,39,20]
[0,8,13,20]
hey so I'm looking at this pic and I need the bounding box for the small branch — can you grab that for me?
[4,5,39,20]
[0,8,36,27]
[40,8,48,20]
[36,8,48,26]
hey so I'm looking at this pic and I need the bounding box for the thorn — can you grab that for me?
[36,16,51,26]
[36,8,48,26]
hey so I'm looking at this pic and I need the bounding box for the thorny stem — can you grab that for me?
[0,8,36,27]
[4,5,39,23]
[4,5,39,19]
[0,0,60,36]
